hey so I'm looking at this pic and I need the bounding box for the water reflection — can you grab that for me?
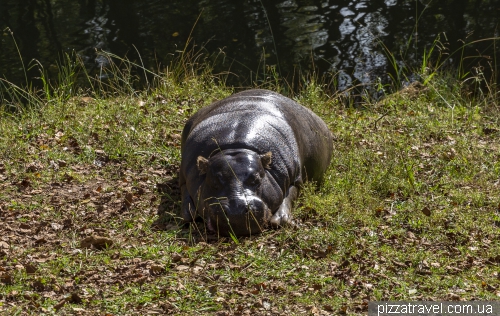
[0,0,498,92]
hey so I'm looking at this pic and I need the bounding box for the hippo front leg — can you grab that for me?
[270,186,298,227]
[180,184,197,222]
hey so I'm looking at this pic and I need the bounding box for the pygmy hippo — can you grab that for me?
[179,89,333,236]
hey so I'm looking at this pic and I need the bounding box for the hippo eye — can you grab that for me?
[210,173,224,190]
[246,173,261,186]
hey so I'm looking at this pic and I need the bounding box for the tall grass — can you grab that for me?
[365,0,499,109]
[0,34,233,113]
[1,20,498,114]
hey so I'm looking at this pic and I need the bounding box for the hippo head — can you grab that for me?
[196,149,275,236]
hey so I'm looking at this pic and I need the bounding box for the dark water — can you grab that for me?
[1,0,499,92]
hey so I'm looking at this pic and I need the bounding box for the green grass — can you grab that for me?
[0,47,499,315]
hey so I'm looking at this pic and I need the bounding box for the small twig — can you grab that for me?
[374,110,392,129]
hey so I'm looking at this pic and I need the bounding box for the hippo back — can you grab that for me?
[180,89,333,195]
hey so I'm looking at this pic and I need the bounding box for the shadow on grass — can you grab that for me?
[153,175,182,227]
[152,175,223,243]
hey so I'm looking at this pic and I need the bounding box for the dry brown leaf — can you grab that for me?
[51,222,63,231]
[149,265,165,275]
[26,162,43,173]
[192,266,203,274]
[54,299,67,311]
[17,178,31,190]
[312,283,323,290]
[308,306,320,315]
[31,279,45,291]
[24,263,37,274]
[171,253,182,262]
[68,292,83,304]
[56,159,67,167]
[0,273,13,285]
[447,292,461,301]
[175,265,190,271]
[134,276,148,285]
[124,192,134,206]
[170,133,181,141]
[80,235,114,250]
[421,206,431,216]
[19,223,31,229]
[79,97,95,104]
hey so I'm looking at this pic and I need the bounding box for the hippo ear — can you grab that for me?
[260,151,272,169]
[197,156,209,175]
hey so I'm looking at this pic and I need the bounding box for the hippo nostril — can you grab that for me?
[205,216,215,232]
[244,202,258,213]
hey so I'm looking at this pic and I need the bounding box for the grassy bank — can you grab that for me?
[0,58,500,315]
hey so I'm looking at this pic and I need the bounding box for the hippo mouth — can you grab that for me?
[202,201,272,236]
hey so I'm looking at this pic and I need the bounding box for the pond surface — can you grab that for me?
[1,0,499,92]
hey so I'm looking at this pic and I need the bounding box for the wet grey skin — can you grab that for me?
[179,89,333,236]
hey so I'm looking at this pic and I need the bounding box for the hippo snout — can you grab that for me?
[204,196,272,236]
[207,196,265,214]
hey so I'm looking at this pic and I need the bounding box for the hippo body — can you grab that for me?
[179,89,333,236]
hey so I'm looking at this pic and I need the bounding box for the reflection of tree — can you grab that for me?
[327,0,395,89]
[387,0,498,82]
[274,1,331,74]
[235,0,402,89]
[263,0,398,89]
[38,0,63,54]
[106,0,141,62]
[196,0,258,78]
[0,0,16,80]
[12,0,40,86]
